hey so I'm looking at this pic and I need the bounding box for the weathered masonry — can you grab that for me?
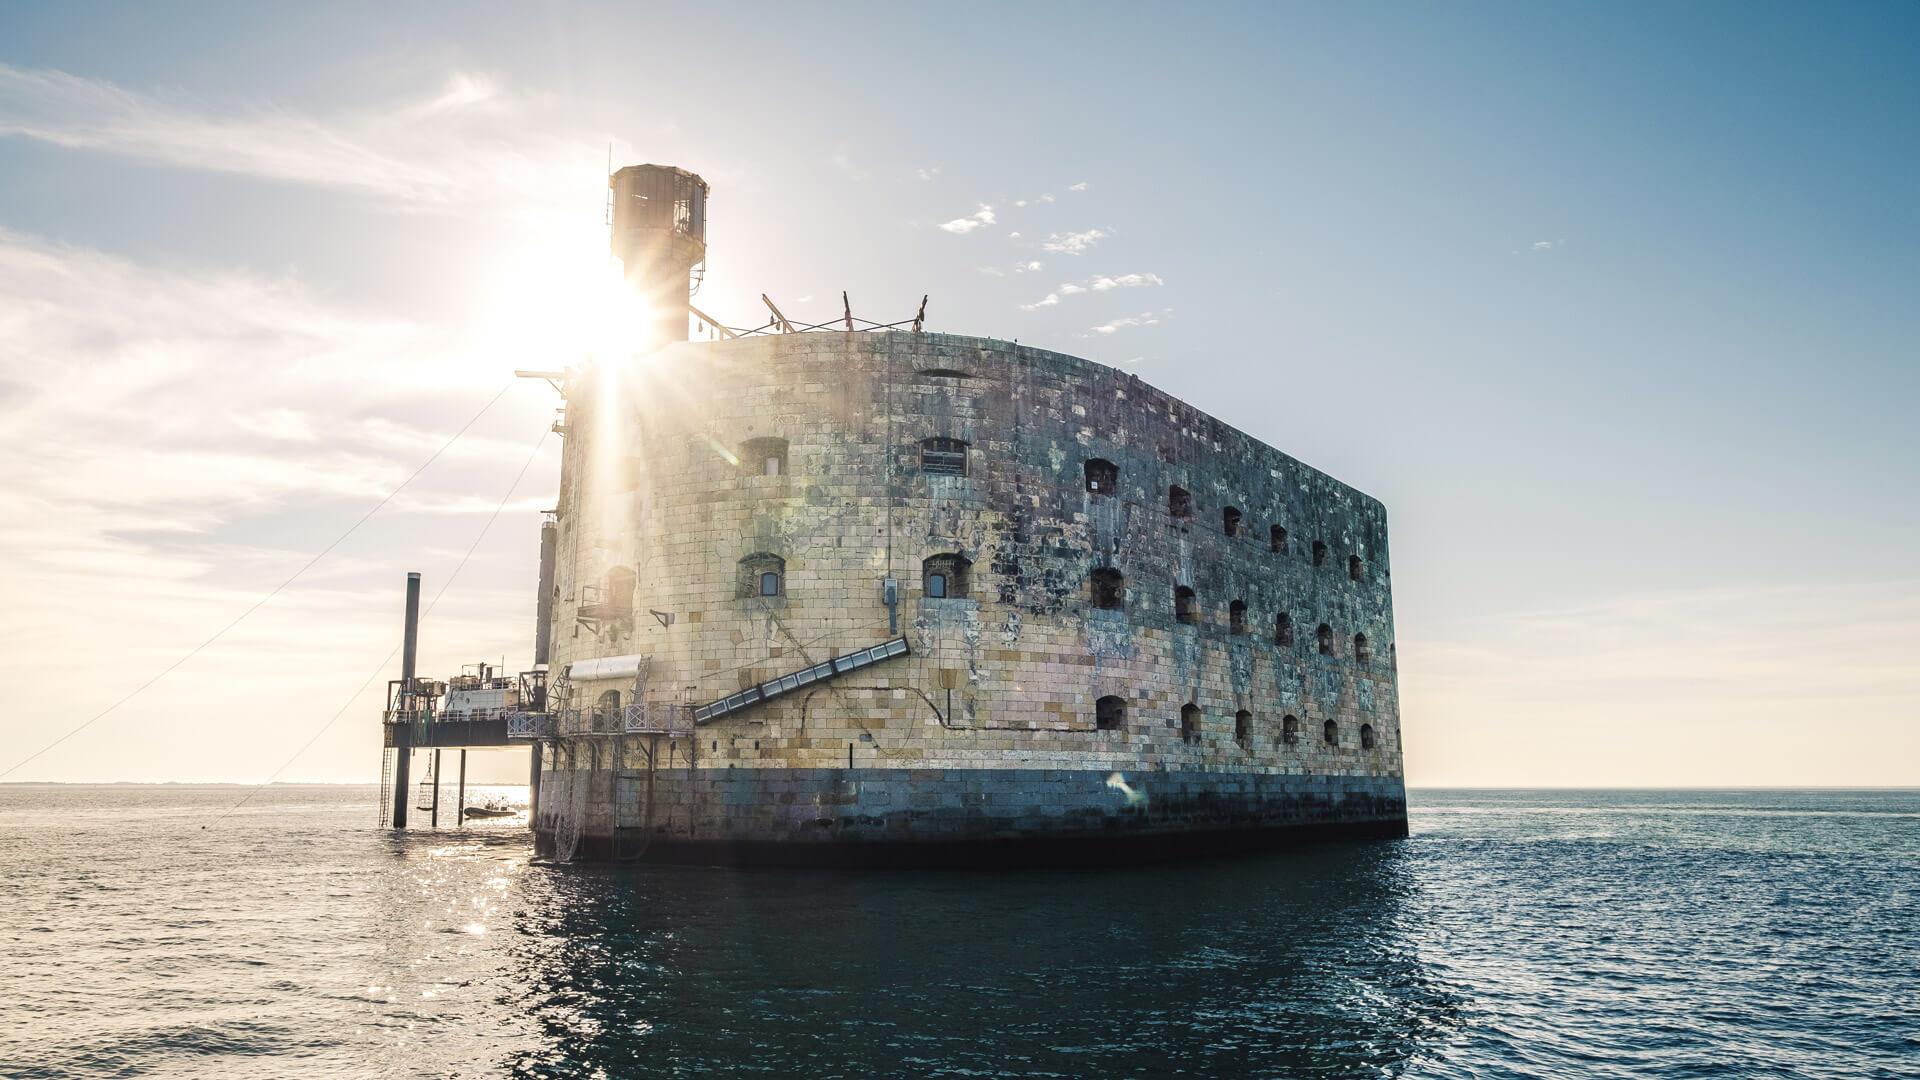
[527,328,1408,863]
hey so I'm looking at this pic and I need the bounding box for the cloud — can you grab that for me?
[1068,181,1088,192]
[1018,272,1162,310]
[914,166,940,181]
[936,205,996,234]
[1089,309,1170,334]
[1041,228,1110,255]
[0,229,559,780]
[0,63,639,213]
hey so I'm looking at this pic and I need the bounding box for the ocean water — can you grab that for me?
[0,786,1914,1078]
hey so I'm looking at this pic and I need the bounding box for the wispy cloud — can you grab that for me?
[1020,272,1163,310]
[1042,227,1110,255]
[936,205,997,234]
[914,166,940,181]
[0,63,628,212]
[1068,181,1088,192]
[1089,308,1171,334]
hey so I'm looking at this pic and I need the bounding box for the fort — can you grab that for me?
[381,164,1408,864]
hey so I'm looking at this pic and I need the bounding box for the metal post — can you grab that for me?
[456,749,467,827]
[430,749,442,827]
[391,572,422,830]
[528,741,543,822]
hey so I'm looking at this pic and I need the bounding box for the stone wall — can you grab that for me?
[540,332,1404,842]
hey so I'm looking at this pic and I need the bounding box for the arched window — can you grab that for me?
[1282,714,1300,745]
[1229,599,1248,635]
[1276,612,1295,646]
[1223,506,1242,537]
[1313,540,1329,567]
[923,553,971,599]
[1349,554,1364,582]
[1270,525,1287,553]
[1180,702,1202,743]
[1168,485,1192,518]
[920,437,969,476]
[1361,723,1377,750]
[1090,567,1126,610]
[741,436,787,477]
[1096,695,1126,731]
[1323,719,1339,746]
[1174,586,1199,625]
[596,689,621,727]
[1354,633,1372,665]
[1084,458,1118,494]
[736,553,785,598]
[1235,709,1253,747]
[1317,623,1334,656]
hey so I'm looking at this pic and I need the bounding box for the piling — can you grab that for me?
[390,571,421,830]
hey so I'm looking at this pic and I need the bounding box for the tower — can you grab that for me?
[609,164,708,350]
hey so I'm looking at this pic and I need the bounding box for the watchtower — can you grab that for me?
[609,163,708,349]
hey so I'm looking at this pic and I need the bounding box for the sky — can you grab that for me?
[0,2,1914,787]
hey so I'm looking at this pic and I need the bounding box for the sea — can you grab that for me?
[0,785,1913,1078]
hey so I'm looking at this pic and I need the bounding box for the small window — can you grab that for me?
[741,436,787,477]
[921,437,969,476]
[1317,623,1334,656]
[923,553,971,599]
[1361,723,1377,750]
[1282,714,1300,745]
[1096,695,1126,731]
[1168,485,1192,518]
[1349,554,1364,582]
[1276,612,1295,646]
[1180,703,1202,744]
[737,553,785,599]
[1084,458,1118,495]
[1229,599,1248,636]
[1175,586,1198,625]
[1313,540,1328,567]
[1323,719,1339,746]
[1235,709,1253,747]
[1223,506,1242,537]
[1354,633,1372,665]
[1090,568,1126,610]
[1270,525,1287,553]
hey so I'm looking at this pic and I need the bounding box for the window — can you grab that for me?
[1282,714,1300,745]
[1323,719,1339,746]
[1354,633,1372,665]
[741,436,787,477]
[1271,525,1287,553]
[1235,709,1253,747]
[1313,540,1328,567]
[1361,723,1377,750]
[1223,506,1242,537]
[921,437,969,476]
[1175,586,1199,625]
[736,553,785,599]
[596,689,621,727]
[1276,612,1295,646]
[1168,485,1192,518]
[1229,599,1248,635]
[1180,703,1202,744]
[1096,695,1126,731]
[923,553,971,599]
[1317,623,1334,656]
[1084,458,1119,495]
[1090,568,1125,610]
[1349,554,1364,582]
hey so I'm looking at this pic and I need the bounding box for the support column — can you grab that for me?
[528,741,543,823]
[390,571,421,830]
[430,748,442,827]
[456,749,467,827]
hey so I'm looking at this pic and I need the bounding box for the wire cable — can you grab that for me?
[208,424,551,824]
[0,380,521,780]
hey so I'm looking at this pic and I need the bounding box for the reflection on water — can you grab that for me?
[3,785,1916,1078]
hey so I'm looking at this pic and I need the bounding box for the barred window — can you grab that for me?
[1282,714,1300,745]
[921,437,969,476]
[923,553,971,599]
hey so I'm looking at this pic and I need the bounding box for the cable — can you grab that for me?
[1,380,521,780]
[208,424,551,824]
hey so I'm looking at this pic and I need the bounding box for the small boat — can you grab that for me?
[462,799,518,819]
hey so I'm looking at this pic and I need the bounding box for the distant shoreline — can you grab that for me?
[3,782,1916,791]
